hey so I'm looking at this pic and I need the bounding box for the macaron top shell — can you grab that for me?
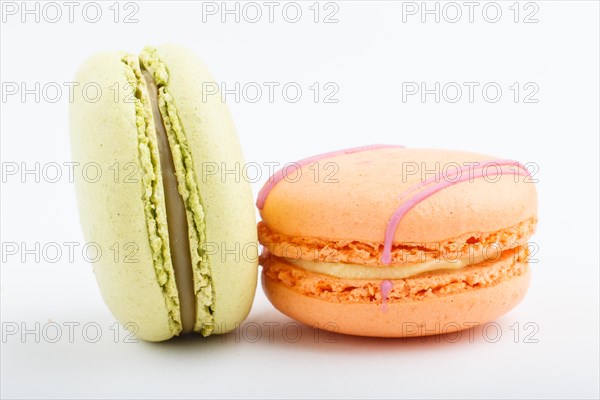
[259,147,537,244]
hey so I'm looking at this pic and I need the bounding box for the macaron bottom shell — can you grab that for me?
[261,247,531,337]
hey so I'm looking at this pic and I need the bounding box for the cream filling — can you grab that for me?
[286,253,490,280]
[142,69,196,334]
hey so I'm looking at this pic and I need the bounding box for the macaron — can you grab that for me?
[70,45,257,341]
[257,145,538,337]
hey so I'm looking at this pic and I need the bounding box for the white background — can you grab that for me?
[1,1,599,398]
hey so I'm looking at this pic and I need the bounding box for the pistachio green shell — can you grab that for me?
[70,46,258,340]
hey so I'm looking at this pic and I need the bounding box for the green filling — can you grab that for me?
[139,47,215,336]
[121,54,182,334]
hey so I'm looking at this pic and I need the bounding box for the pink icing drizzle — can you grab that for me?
[256,144,403,210]
[380,280,394,312]
[380,160,531,264]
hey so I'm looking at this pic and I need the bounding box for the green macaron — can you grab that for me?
[70,45,258,341]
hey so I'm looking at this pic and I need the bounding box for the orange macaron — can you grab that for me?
[257,145,538,337]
